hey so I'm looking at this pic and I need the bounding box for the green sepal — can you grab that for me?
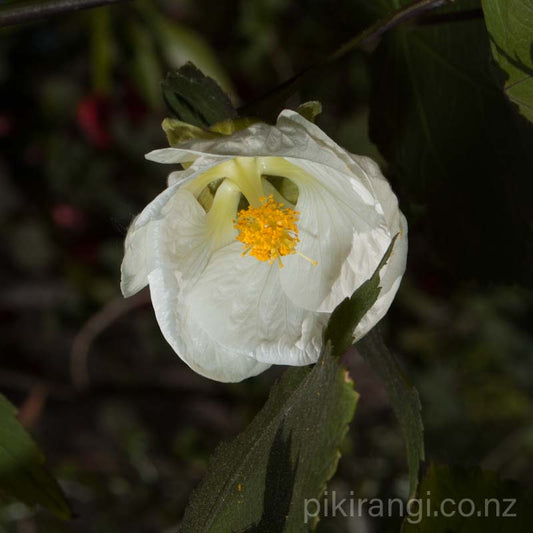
[296,101,323,123]
[162,118,221,147]
[162,116,261,147]
[210,117,260,135]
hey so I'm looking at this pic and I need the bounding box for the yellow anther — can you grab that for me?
[234,195,317,268]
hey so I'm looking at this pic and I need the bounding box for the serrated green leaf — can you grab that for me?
[358,329,424,498]
[0,395,70,519]
[324,235,397,357]
[402,463,533,532]
[482,0,533,123]
[296,101,323,123]
[180,347,358,532]
[161,63,237,128]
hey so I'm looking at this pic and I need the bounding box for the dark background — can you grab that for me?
[1,0,532,531]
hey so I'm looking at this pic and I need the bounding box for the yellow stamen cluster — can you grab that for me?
[234,195,302,267]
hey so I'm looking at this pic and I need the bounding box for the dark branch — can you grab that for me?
[330,0,455,59]
[239,0,457,119]
[0,0,132,28]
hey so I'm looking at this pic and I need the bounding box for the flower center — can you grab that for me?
[234,195,317,268]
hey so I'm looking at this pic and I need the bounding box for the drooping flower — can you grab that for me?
[121,110,407,382]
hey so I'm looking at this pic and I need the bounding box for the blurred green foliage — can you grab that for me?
[0,0,532,531]
[0,395,70,519]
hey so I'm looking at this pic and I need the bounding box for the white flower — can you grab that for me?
[121,110,407,382]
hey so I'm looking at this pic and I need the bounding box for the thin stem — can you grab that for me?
[0,0,132,28]
[70,289,150,389]
[240,0,456,119]
[330,0,454,60]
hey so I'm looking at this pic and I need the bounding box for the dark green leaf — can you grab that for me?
[0,395,71,519]
[242,425,298,533]
[366,0,533,285]
[358,329,424,498]
[324,235,397,357]
[323,235,423,497]
[402,463,533,532]
[482,0,533,123]
[161,63,237,128]
[180,347,358,532]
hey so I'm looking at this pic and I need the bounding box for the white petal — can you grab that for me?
[349,154,399,225]
[121,216,158,297]
[122,178,273,381]
[277,111,390,198]
[120,183,183,298]
[346,155,408,339]
[148,268,270,382]
[266,158,391,313]
[144,190,271,382]
[155,189,215,281]
[184,242,327,366]
[121,186,210,291]
[145,120,354,177]
[145,147,210,165]
[166,154,227,186]
[146,110,385,195]
[354,212,408,340]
